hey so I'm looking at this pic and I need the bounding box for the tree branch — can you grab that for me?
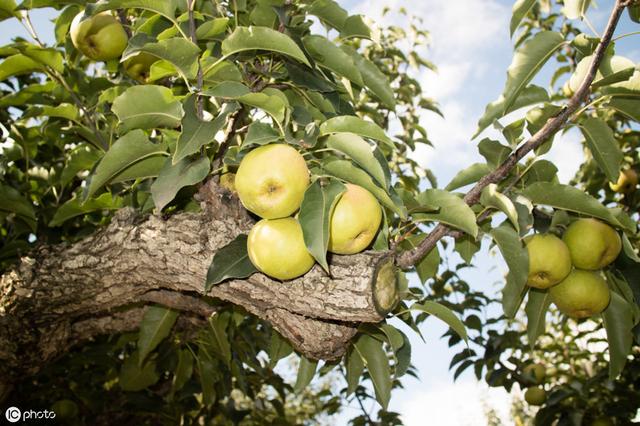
[396,0,629,269]
[188,0,205,119]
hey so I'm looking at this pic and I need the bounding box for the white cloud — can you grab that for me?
[398,378,513,426]
[542,128,584,183]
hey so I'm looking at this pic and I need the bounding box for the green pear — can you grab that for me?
[235,144,310,219]
[609,169,638,193]
[247,217,315,280]
[70,12,128,61]
[524,387,546,406]
[550,269,611,319]
[51,399,79,419]
[123,52,158,83]
[328,184,382,255]
[526,234,572,289]
[523,363,546,385]
[591,417,614,426]
[568,54,635,93]
[563,218,621,270]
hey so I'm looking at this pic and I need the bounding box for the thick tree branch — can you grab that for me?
[0,189,397,381]
[396,0,629,269]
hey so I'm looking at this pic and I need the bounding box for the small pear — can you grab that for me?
[563,219,621,270]
[550,269,611,319]
[526,234,572,289]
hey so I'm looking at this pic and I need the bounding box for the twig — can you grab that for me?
[396,0,630,269]
[187,0,204,119]
[211,108,245,181]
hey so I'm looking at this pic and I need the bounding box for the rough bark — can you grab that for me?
[0,185,397,381]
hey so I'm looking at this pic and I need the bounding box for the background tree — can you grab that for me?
[0,0,638,425]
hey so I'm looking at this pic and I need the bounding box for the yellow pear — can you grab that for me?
[123,52,158,83]
[247,218,315,280]
[523,364,546,385]
[235,144,310,219]
[550,270,611,318]
[524,387,546,406]
[609,169,638,193]
[563,218,621,270]
[526,234,572,289]
[328,184,382,254]
[70,12,128,61]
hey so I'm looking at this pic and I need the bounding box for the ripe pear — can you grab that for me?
[568,54,635,93]
[70,12,128,61]
[328,184,382,254]
[235,144,310,219]
[609,169,638,193]
[247,217,315,280]
[524,387,546,406]
[550,270,611,318]
[563,218,621,270]
[523,364,546,385]
[526,234,572,289]
[123,52,158,83]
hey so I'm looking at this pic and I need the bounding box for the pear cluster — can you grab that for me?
[235,144,382,281]
[69,11,157,82]
[522,363,547,406]
[526,218,622,319]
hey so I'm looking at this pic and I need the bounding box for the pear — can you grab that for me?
[526,234,572,289]
[70,12,128,61]
[609,169,638,193]
[524,387,547,406]
[550,270,611,318]
[563,218,621,270]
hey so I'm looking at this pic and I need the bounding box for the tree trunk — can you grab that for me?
[0,185,398,382]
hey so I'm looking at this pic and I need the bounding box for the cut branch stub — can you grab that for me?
[0,188,397,380]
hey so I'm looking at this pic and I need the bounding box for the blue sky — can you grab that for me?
[2,1,639,424]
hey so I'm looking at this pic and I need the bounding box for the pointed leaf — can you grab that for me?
[170,349,194,398]
[294,356,318,393]
[241,122,281,150]
[414,189,478,237]
[341,45,394,108]
[112,85,183,132]
[445,163,492,191]
[501,31,565,114]
[579,117,622,182]
[303,35,363,86]
[563,0,591,19]
[119,352,160,391]
[222,26,311,67]
[299,179,346,272]
[86,130,168,199]
[345,347,364,395]
[410,301,468,342]
[151,155,210,212]
[480,183,520,232]
[602,291,634,378]
[308,0,348,30]
[525,288,551,348]
[0,184,36,231]
[122,33,200,81]
[326,133,388,188]
[50,193,123,226]
[138,305,179,365]
[208,315,232,366]
[269,331,293,368]
[353,334,391,409]
[205,234,258,290]
[320,115,393,148]
[491,223,529,317]
[510,0,537,37]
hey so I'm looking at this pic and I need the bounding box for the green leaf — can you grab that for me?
[340,45,394,108]
[414,189,478,237]
[0,54,45,81]
[110,156,166,183]
[354,334,391,409]
[94,0,181,34]
[501,31,565,114]
[608,98,640,123]
[326,133,388,188]
[221,26,311,67]
[0,184,36,231]
[0,0,17,22]
[299,179,346,273]
[174,98,238,164]
[521,182,627,229]
[491,223,529,318]
[205,234,258,290]
[207,315,232,366]
[455,235,481,265]
[319,115,393,148]
[112,85,184,132]
[294,356,318,393]
[238,91,287,123]
[340,15,372,40]
[394,330,412,377]
[445,163,491,191]
[400,236,440,284]
[478,138,511,169]
[241,122,281,149]
[563,0,591,19]
[86,130,168,199]
[474,85,549,139]
[119,351,160,391]
[308,0,348,30]
[302,35,363,86]
[204,81,250,98]
[268,331,293,368]
[196,352,216,406]
[322,159,404,218]
[480,183,519,232]
[121,33,200,81]
[195,17,229,39]
[410,301,468,343]
[345,347,364,396]
[49,193,123,226]
[510,0,537,37]
[525,288,551,348]
[602,291,634,378]
[579,117,622,182]
[169,349,193,399]
[151,155,210,212]
[137,305,178,366]
[60,145,101,188]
